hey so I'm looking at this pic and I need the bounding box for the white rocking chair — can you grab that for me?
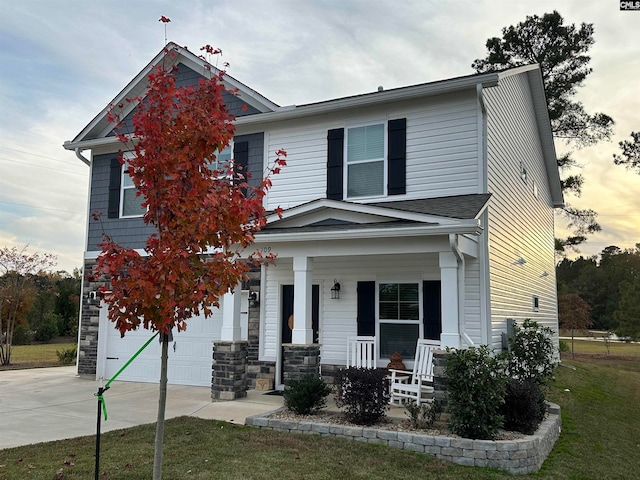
[346,336,377,369]
[388,339,439,405]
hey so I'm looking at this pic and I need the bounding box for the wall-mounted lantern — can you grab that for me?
[249,291,260,308]
[331,279,341,300]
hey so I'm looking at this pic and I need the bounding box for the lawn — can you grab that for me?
[0,341,76,370]
[0,354,638,479]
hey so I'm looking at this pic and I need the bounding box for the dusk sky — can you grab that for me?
[1,0,638,272]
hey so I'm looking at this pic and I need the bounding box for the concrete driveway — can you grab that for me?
[0,366,283,450]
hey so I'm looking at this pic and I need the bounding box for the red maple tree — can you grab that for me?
[94,48,285,478]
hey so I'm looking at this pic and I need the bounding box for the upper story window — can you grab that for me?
[120,153,145,218]
[346,123,386,198]
[206,144,233,173]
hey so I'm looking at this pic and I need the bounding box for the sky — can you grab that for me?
[1,0,638,273]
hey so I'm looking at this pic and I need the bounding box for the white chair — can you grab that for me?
[388,339,439,405]
[346,336,377,369]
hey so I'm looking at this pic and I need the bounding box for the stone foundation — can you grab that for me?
[77,258,104,377]
[282,344,320,383]
[211,341,248,400]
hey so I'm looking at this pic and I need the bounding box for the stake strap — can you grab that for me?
[95,331,160,420]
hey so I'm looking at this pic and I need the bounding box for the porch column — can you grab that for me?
[220,284,242,341]
[292,256,314,344]
[439,252,461,348]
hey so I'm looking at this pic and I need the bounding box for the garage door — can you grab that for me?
[98,293,248,387]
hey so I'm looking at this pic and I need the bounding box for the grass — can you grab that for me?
[562,339,640,361]
[1,355,638,479]
[0,341,76,369]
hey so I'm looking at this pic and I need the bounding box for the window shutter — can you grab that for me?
[357,281,376,336]
[387,118,406,196]
[107,157,122,219]
[326,128,344,200]
[233,141,249,196]
[423,280,442,341]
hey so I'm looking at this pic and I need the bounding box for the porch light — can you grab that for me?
[249,291,260,308]
[331,279,341,299]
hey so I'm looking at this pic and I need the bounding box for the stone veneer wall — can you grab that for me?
[77,259,103,377]
[245,269,276,389]
[246,403,561,475]
[282,345,320,383]
[212,341,248,400]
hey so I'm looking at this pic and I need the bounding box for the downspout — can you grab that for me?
[450,234,474,347]
[75,148,91,167]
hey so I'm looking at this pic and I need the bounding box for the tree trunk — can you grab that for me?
[153,333,169,480]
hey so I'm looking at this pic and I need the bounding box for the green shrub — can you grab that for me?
[33,312,61,342]
[335,367,389,425]
[559,339,570,352]
[445,345,507,439]
[405,400,441,430]
[284,375,331,415]
[504,319,556,385]
[56,346,77,365]
[12,324,33,345]
[501,378,546,434]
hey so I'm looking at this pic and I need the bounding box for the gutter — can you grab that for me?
[75,148,90,167]
[450,234,475,347]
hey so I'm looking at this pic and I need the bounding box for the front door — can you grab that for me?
[280,284,319,383]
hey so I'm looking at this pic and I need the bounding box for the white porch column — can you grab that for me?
[220,284,243,341]
[292,256,314,345]
[439,251,461,349]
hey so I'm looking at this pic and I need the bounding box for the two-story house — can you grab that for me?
[64,43,563,399]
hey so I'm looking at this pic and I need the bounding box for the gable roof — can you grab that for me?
[63,42,279,151]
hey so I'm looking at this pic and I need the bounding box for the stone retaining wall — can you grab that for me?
[246,403,561,475]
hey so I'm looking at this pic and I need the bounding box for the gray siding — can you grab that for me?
[108,63,261,137]
[87,152,155,251]
[87,133,264,252]
[484,74,559,348]
[234,132,264,190]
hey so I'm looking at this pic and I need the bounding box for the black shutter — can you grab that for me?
[233,141,249,196]
[423,280,442,341]
[326,128,344,200]
[357,281,376,336]
[387,118,406,196]
[107,157,122,219]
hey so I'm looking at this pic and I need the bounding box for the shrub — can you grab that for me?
[405,400,441,430]
[504,319,556,385]
[559,339,570,352]
[335,367,389,425]
[56,346,77,365]
[445,345,507,439]
[12,324,33,345]
[502,378,546,434]
[284,375,331,415]
[33,312,61,342]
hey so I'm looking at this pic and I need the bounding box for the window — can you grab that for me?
[378,283,420,358]
[346,123,385,198]
[532,295,540,312]
[207,144,232,173]
[120,155,145,218]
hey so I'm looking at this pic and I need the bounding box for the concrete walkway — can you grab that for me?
[0,366,283,450]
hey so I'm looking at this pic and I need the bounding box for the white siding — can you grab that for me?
[261,252,483,364]
[484,74,559,349]
[263,91,480,211]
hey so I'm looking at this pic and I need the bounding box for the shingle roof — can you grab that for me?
[369,194,491,219]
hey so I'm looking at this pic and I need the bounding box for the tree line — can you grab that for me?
[557,244,640,341]
[0,245,81,365]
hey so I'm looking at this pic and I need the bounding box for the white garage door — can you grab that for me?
[97,293,248,387]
